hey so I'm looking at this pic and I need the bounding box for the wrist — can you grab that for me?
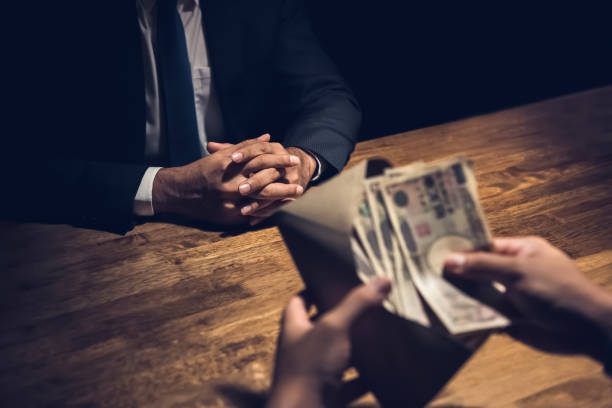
[152,167,184,216]
[287,147,317,182]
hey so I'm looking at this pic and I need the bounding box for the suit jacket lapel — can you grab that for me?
[200,0,245,143]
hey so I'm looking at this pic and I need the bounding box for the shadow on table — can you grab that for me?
[144,213,281,238]
[143,215,249,234]
[214,383,379,408]
[213,384,267,408]
[213,383,482,407]
[146,383,378,408]
[504,322,609,363]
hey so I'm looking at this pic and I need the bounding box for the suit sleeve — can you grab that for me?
[274,0,362,178]
[1,157,148,234]
[1,3,149,234]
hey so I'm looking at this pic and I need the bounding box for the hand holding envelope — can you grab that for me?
[279,156,509,334]
[275,157,510,404]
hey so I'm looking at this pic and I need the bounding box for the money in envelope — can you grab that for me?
[277,156,510,335]
[274,157,510,404]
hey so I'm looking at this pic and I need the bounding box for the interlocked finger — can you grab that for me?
[231,142,287,163]
[241,153,300,176]
[250,182,303,200]
[238,168,286,196]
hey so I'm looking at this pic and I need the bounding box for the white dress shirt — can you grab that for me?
[134,0,224,216]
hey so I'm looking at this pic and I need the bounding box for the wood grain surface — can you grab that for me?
[1,86,611,407]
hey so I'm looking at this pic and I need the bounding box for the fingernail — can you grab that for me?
[239,183,251,195]
[241,205,251,215]
[290,155,300,165]
[296,185,304,195]
[232,152,243,162]
[369,276,391,295]
[445,253,466,273]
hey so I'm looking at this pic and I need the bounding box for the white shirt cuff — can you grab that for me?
[133,167,163,216]
[310,153,322,182]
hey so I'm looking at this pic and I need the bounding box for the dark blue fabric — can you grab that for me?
[2,0,360,233]
[157,0,201,166]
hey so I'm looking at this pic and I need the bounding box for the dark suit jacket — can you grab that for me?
[3,0,361,233]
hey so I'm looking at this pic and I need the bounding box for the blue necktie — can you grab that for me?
[157,0,201,166]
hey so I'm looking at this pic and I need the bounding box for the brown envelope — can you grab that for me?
[275,158,475,406]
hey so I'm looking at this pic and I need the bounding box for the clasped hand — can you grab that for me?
[152,134,316,225]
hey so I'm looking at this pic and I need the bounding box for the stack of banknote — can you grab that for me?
[351,157,510,335]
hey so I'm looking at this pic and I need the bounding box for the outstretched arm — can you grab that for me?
[445,236,612,374]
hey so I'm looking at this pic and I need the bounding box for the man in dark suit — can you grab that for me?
[3,0,360,233]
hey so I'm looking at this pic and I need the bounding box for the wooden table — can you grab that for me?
[1,87,611,407]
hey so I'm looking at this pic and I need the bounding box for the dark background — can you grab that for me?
[307,2,612,140]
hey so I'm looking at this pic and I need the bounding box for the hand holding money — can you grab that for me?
[352,157,510,335]
[445,236,612,336]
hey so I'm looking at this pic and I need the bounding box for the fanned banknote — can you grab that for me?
[353,197,398,314]
[380,157,510,334]
[354,191,387,277]
[350,234,399,314]
[384,161,426,178]
[363,177,429,326]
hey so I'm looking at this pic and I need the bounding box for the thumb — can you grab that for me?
[281,296,313,343]
[207,141,234,153]
[257,133,271,141]
[444,251,520,283]
[324,277,391,331]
